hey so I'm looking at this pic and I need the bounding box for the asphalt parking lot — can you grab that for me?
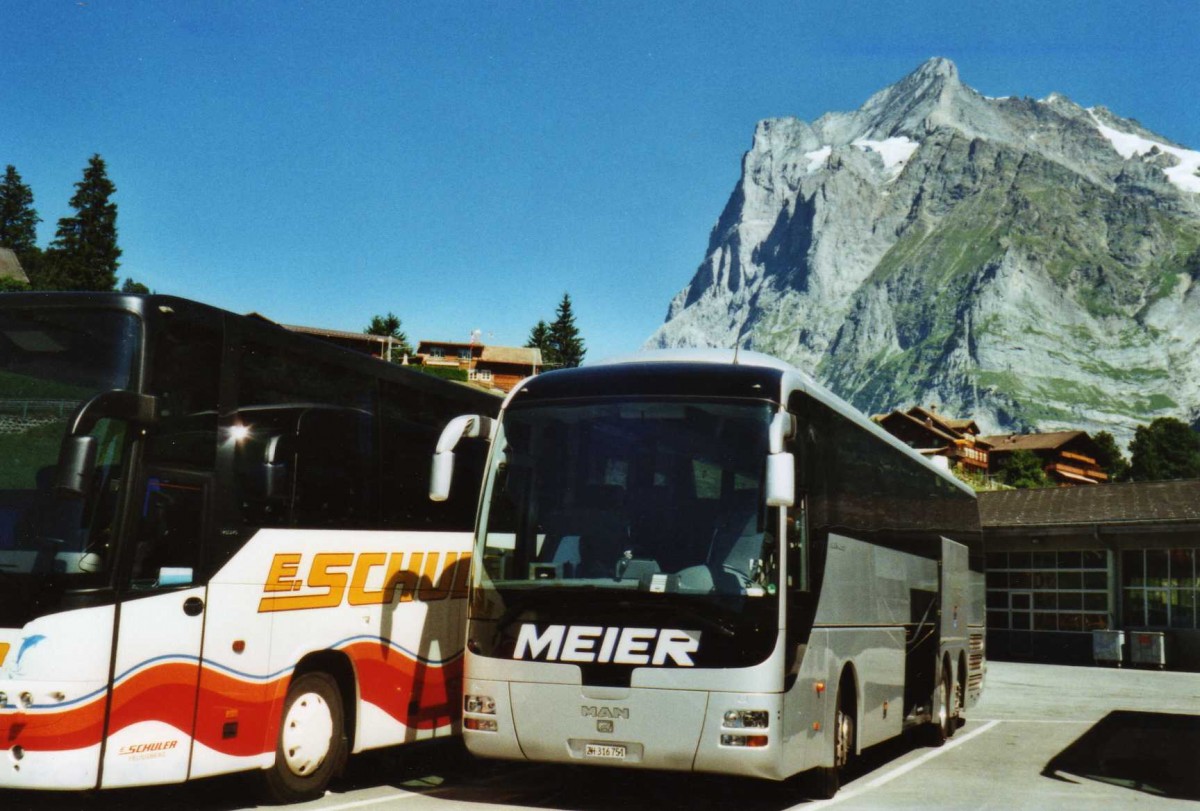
[4,660,1199,810]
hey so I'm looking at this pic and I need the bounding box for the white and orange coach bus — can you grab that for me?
[0,293,497,802]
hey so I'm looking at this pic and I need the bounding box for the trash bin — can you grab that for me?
[1092,629,1125,666]
[1130,631,1166,669]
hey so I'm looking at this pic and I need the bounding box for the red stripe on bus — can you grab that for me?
[1,649,459,755]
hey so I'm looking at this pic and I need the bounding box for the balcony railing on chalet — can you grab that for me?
[949,440,989,470]
[1044,461,1108,482]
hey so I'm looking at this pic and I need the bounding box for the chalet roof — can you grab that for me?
[978,431,1090,453]
[481,346,542,366]
[285,323,391,345]
[979,479,1200,528]
[417,340,478,350]
[0,248,29,283]
[415,340,541,367]
[874,407,991,448]
[877,410,961,444]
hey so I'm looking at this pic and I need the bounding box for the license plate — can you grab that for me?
[584,743,627,760]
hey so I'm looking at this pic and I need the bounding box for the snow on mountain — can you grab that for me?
[852,137,920,177]
[1088,109,1200,193]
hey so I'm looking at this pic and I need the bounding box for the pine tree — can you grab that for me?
[0,165,40,256]
[526,320,555,365]
[44,154,121,291]
[364,312,412,361]
[548,293,585,368]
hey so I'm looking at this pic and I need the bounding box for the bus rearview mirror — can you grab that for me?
[54,435,98,499]
[429,414,496,502]
[429,451,456,502]
[765,452,795,508]
[55,390,159,499]
[769,412,796,455]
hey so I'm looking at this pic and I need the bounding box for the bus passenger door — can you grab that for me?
[101,470,209,788]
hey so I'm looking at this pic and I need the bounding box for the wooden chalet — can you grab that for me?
[979,431,1107,485]
[416,340,542,393]
[872,405,991,472]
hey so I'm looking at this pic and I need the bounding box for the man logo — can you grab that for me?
[582,706,630,720]
[514,624,700,666]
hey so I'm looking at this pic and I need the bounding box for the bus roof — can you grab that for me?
[509,349,975,497]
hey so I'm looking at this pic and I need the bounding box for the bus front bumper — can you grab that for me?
[462,678,787,780]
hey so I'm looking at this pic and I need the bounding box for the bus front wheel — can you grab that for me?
[811,685,854,799]
[259,671,347,804]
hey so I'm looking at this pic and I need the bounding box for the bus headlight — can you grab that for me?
[464,717,499,732]
[722,709,769,729]
[464,694,496,714]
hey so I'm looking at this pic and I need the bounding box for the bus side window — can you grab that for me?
[129,474,206,590]
[787,496,809,592]
[133,315,220,586]
[291,409,374,528]
[785,399,810,593]
[236,338,378,530]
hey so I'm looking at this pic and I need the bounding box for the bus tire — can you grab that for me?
[259,671,347,804]
[926,663,952,746]
[811,683,854,799]
[943,659,956,739]
[956,654,968,730]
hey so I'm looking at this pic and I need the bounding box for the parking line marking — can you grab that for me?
[804,720,1001,808]
[972,717,1086,724]
[322,790,422,810]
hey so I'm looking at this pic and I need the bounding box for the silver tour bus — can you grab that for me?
[431,349,984,797]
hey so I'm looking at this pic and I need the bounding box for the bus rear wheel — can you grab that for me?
[926,665,953,747]
[259,671,347,804]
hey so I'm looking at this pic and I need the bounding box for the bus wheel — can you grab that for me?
[812,686,854,799]
[955,657,967,730]
[259,672,347,804]
[927,665,952,746]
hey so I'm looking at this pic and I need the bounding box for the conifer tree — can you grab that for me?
[548,293,585,368]
[525,320,554,365]
[0,165,40,256]
[365,312,412,360]
[44,154,121,291]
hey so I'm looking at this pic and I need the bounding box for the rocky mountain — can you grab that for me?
[647,58,1200,447]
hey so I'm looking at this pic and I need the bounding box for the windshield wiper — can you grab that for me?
[615,596,737,638]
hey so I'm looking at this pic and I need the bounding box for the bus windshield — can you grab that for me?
[0,306,139,614]
[479,399,778,601]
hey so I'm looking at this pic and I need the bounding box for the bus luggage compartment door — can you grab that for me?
[940,538,969,650]
[509,682,708,771]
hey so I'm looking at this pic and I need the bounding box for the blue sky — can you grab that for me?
[4,1,1198,362]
